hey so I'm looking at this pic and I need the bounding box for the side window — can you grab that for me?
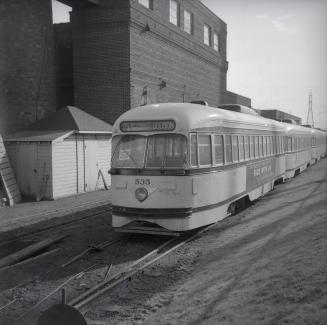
[259,136,263,157]
[198,134,212,166]
[213,135,224,165]
[239,136,245,161]
[244,136,250,160]
[250,136,255,159]
[190,134,198,166]
[232,135,239,162]
[263,136,267,156]
[254,136,259,158]
[225,135,232,163]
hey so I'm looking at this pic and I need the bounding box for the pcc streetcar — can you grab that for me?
[109,102,326,234]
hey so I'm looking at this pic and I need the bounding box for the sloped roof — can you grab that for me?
[27,106,112,133]
[4,130,73,143]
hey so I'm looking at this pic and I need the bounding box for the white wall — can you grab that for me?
[52,138,77,199]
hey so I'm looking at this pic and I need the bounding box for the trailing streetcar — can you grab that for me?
[109,103,326,234]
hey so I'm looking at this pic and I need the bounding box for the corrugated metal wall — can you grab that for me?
[96,135,112,188]
[52,138,77,199]
[5,134,111,201]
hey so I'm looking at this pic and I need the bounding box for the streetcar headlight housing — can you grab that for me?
[135,187,148,202]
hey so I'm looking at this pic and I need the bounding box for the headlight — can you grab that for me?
[135,187,148,202]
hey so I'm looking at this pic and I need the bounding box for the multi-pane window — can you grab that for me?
[259,136,263,157]
[138,0,152,9]
[244,136,250,160]
[204,24,211,46]
[232,136,239,162]
[198,135,212,165]
[184,9,192,34]
[254,136,259,158]
[190,134,198,166]
[169,0,179,26]
[250,136,255,159]
[213,32,219,51]
[214,135,224,165]
[239,136,245,161]
[225,135,232,163]
[263,136,267,156]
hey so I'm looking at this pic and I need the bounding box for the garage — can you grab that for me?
[4,106,112,200]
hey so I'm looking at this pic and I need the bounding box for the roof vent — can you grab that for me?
[218,104,259,116]
[190,100,208,106]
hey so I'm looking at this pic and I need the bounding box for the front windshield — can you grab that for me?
[112,135,146,168]
[112,134,187,169]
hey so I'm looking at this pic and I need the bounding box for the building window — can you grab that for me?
[204,24,211,46]
[170,0,179,26]
[184,9,192,34]
[138,0,152,9]
[213,32,219,51]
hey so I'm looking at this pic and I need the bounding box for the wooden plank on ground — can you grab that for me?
[0,134,21,205]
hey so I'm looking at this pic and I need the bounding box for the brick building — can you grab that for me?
[56,0,251,125]
[258,109,302,125]
[0,0,56,135]
[0,0,251,134]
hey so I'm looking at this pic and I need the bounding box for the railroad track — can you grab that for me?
[0,204,112,246]
[68,223,216,310]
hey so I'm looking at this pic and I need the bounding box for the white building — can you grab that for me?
[4,106,112,200]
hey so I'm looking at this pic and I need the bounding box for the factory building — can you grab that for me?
[258,109,302,125]
[55,0,251,125]
[1,0,251,134]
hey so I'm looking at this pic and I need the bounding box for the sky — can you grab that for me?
[52,0,327,129]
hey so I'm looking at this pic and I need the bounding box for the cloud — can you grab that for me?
[272,14,298,35]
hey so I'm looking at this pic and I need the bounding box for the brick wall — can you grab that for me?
[223,90,252,107]
[0,0,56,135]
[54,23,74,109]
[130,0,228,108]
[71,0,131,125]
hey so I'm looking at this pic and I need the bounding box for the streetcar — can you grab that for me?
[110,102,304,234]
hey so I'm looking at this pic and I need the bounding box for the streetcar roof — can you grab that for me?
[113,103,286,134]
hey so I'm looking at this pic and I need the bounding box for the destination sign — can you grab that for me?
[120,120,176,132]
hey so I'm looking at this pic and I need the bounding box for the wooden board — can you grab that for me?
[0,135,21,206]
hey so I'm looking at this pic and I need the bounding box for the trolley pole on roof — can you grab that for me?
[306,91,314,127]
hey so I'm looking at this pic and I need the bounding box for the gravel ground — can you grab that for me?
[0,159,326,325]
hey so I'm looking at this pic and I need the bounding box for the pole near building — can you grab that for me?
[306,91,314,127]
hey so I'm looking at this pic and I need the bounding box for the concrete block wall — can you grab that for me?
[0,0,56,135]
[71,0,131,125]
[130,0,228,108]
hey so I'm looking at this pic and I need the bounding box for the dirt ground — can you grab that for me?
[0,159,326,325]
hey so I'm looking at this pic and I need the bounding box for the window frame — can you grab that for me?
[169,0,179,26]
[190,133,198,167]
[183,9,193,34]
[224,134,233,164]
[198,133,212,167]
[213,32,219,51]
[138,0,153,9]
[213,134,224,166]
[203,24,211,46]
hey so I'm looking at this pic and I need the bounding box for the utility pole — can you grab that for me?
[306,91,314,127]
